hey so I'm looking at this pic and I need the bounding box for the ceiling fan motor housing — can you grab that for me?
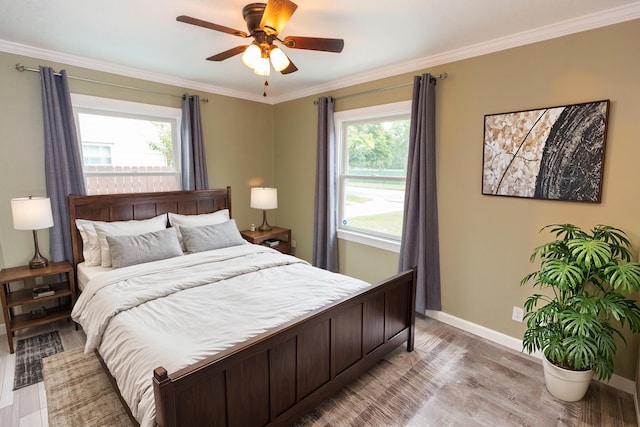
[243,3,267,34]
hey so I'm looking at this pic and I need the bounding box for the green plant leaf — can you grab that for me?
[539,259,584,291]
[592,225,633,261]
[604,262,640,293]
[567,239,612,269]
[564,335,598,370]
[561,310,600,337]
[543,334,566,364]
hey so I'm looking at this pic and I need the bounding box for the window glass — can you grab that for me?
[71,94,181,195]
[335,101,411,251]
[82,144,112,166]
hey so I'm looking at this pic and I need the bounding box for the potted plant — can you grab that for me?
[521,224,640,401]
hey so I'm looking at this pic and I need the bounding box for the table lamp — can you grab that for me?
[250,187,277,231]
[11,196,54,268]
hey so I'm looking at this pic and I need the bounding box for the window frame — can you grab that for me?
[334,100,411,253]
[71,93,182,194]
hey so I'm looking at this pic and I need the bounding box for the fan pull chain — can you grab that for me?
[263,76,269,97]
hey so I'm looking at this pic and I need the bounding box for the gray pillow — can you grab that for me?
[181,219,246,253]
[106,227,183,268]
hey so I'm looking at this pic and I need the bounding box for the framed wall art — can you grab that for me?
[482,99,609,202]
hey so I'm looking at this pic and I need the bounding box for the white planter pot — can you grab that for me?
[542,356,593,402]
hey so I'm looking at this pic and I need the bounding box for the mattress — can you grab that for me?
[76,262,112,291]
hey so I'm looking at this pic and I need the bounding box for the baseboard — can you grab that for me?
[425,310,636,396]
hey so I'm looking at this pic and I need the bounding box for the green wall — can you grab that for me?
[0,19,639,381]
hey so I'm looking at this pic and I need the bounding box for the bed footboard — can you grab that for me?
[153,269,416,427]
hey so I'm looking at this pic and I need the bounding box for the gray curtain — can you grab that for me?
[312,96,339,272]
[181,94,208,190]
[40,66,86,263]
[398,73,442,312]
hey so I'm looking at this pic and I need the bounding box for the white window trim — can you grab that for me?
[334,100,411,254]
[71,94,183,190]
[337,229,402,253]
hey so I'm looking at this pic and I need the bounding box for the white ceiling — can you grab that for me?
[1,0,639,104]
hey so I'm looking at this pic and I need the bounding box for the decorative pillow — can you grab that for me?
[94,214,168,267]
[75,219,103,266]
[106,228,183,268]
[168,209,230,250]
[181,219,246,254]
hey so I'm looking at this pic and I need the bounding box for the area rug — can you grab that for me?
[41,319,637,426]
[13,330,64,390]
[43,347,133,427]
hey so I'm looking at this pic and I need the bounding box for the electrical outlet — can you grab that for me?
[512,306,524,322]
[291,240,297,248]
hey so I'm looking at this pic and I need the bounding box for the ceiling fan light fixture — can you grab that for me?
[253,57,271,76]
[241,44,261,69]
[269,47,290,72]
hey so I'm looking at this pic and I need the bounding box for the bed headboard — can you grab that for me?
[68,187,232,268]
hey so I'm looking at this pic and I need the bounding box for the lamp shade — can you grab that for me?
[11,197,54,230]
[253,57,271,76]
[270,47,290,72]
[250,188,278,210]
[242,44,261,69]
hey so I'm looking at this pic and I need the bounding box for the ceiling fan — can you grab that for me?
[177,0,344,94]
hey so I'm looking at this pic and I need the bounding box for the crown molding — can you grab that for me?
[270,2,640,103]
[3,2,640,106]
[0,39,271,104]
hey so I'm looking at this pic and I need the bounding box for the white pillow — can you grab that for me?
[93,214,168,267]
[106,228,183,268]
[75,219,103,266]
[168,209,230,251]
[181,219,247,253]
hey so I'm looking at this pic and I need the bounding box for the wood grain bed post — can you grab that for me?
[408,267,417,352]
[153,367,174,427]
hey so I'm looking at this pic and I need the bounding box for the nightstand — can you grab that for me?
[0,261,77,353]
[240,227,292,255]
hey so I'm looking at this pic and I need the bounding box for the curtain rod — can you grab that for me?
[14,63,209,103]
[314,72,447,104]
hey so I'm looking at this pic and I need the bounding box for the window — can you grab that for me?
[335,101,411,252]
[82,144,112,165]
[71,94,182,195]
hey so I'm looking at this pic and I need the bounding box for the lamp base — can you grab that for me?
[29,254,48,269]
[29,229,48,269]
[258,210,272,231]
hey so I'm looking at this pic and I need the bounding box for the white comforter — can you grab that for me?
[71,244,371,427]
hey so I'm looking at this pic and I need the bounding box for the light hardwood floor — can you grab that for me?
[0,320,85,427]
[0,317,636,426]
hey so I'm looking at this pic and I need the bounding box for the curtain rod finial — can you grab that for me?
[15,63,26,72]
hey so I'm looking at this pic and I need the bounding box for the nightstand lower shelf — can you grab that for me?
[11,305,73,331]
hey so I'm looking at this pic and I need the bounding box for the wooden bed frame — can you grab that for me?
[68,188,416,427]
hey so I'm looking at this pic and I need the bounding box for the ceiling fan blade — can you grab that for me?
[280,60,298,75]
[177,15,249,38]
[206,45,249,62]
[283,36,344,53]
[260,0,298,35]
